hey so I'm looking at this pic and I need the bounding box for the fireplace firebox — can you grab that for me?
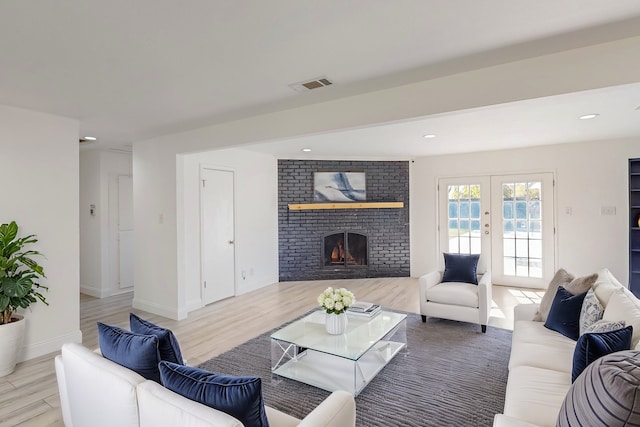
[323,232,368,267]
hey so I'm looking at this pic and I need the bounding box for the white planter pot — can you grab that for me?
[325,312,348,335]
[0,315,25,377]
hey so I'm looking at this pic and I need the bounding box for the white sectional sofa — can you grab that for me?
[55,342,356,427]
[494,268,640,427]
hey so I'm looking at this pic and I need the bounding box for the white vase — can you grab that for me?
[325,312,348,335]
[0,315,25,377]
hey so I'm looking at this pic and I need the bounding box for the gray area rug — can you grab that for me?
[199,312,511,427]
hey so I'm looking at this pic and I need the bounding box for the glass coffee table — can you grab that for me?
[270,310,407,396]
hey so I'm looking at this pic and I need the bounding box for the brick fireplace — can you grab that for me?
[278,160,410,281]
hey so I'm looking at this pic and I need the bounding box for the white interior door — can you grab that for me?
[201,168,236,305]
[438,177,491,273]
[117,175,134,289]
[490,173,555,288]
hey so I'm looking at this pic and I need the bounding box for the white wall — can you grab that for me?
[134,145,279,320]
[179,148,278,313]
[133,35,640,319]
[411,138,640,284]
[79,150,132,298]
[133,140,180,318]
[1,104,81,361]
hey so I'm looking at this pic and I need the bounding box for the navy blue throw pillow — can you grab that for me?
[571,326,633,383]
[97,322,161,382]
[544,287,588,341]
[159,362,269,427]
[442,253,480,284]
[130,313,184,365]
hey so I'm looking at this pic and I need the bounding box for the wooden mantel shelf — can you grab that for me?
[288,202,404,210]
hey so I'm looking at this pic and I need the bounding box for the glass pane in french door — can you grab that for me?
[501,180,543,278]
[440,177,490,274]
[447,184,482,255]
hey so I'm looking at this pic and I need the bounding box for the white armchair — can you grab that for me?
[419,270,492,333]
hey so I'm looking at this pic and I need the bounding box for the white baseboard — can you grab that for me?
[132,298,188,321]
[19,329,83,362]
[111,288,134,297]
[81,284,134,299]
[80,283,108,298]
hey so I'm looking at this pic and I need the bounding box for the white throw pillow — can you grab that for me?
[583,319,625,334]
[579,288,604,335]
[592,268,623,307]
[602,288,640,348]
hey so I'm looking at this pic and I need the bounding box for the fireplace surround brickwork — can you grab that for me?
[278,159,410,281]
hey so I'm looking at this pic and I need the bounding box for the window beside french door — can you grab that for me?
[439,173,555,288]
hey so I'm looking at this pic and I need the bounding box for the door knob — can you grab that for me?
[228,240,234,244]
[484,231,489,235]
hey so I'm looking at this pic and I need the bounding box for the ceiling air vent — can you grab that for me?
[289,76,333,93]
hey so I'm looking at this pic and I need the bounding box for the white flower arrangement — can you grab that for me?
[317,287,355,315]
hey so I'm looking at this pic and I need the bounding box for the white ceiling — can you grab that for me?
[2,1,640,156]
[244,83,640,159]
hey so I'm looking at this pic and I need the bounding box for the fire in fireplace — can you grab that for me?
[323,232,368,267]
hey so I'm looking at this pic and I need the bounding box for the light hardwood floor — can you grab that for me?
[0,278,543,427]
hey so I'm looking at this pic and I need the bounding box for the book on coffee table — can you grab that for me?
[347,302,381,317]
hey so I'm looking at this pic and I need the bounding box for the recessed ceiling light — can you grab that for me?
[301,148,312,152]
[579,114,599,120]
[423,134,436,139]
[79,136,98,144]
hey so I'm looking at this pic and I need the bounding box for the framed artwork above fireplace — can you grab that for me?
[313,172,366,202]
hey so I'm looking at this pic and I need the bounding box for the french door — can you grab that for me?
[438,177,491,274]
[490,173,554,287]
[439,173,555,288]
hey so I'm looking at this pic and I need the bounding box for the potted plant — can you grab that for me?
[0,221,47,376]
